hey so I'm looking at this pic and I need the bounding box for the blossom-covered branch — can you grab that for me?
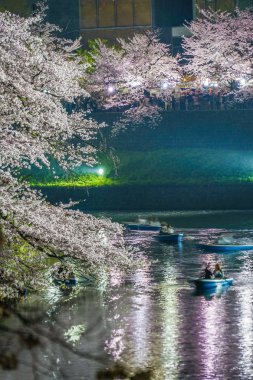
[85,31,180,130]
[0,5,139,298]
[182,8,253,91]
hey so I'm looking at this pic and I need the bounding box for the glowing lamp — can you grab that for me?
[107,85,115,94]
[202,79,209,87]
[97,168,104,176]
[161,82,169,90]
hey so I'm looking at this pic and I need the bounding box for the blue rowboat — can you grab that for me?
[155,233,184,243]
[124,223,161,232]
[193,277,233,289]
[53,278,77,287]
[198,243,253,252]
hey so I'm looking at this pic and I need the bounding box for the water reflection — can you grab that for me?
[159,261,180,380]
[3,211,253,379]
[199,295,226,379]
[129,269,153,368]
[105,266,154,369]
[194,285,230,300]
[238,286,253,378]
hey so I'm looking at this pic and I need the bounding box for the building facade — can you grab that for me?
[78,0,192,45]
[0,0,252,44]
[79,0,153,42]
[0,0,193,42]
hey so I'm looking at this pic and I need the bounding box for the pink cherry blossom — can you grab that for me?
[0,5,140,298]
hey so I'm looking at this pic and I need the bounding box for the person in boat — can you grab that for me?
[137,217,147,225]
[204,263,214,279]
[217,235,234,245]
[147,217,161,227]
[213,263,224,278]
[160,223,174,234]
[53,263,75,281]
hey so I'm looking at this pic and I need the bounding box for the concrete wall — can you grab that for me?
[93,109,253,152]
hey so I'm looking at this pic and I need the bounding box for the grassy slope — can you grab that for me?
[31,174,120,187]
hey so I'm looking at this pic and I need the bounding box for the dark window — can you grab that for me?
[98,0,115,27]
[196,0,237,11]
[134,0,152,26]
[117,0,133,26]
[80,0,152,29]
[80,0,97,28]
[206,0,217,9]
[216,0,236,11]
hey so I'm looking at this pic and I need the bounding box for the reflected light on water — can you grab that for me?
[238,286,253,378]
[199,291,225,379]
[7,213,253,380]
[105,270,126,360]
[106,327,126,362]
[105,267,153,367]
[159,262,180,380]
[129,268,153,368]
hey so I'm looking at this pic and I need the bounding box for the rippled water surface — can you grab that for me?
[3,210,253,380]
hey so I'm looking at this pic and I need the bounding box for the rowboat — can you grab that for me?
[155,233,184,243]
[124,223,161,232]
[193,277,233,289]
[53,277,77,287]
[198,243,253,252]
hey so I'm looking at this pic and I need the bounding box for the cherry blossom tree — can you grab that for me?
[0,5,140,299]
[85,31,180,130]
[182,8,253,91]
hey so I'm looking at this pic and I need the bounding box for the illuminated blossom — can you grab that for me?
[0,5,139,298]
[182,8,253,90]
[86,31,180,129]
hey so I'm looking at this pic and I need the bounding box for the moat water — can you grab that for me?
[2,210,253,380]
